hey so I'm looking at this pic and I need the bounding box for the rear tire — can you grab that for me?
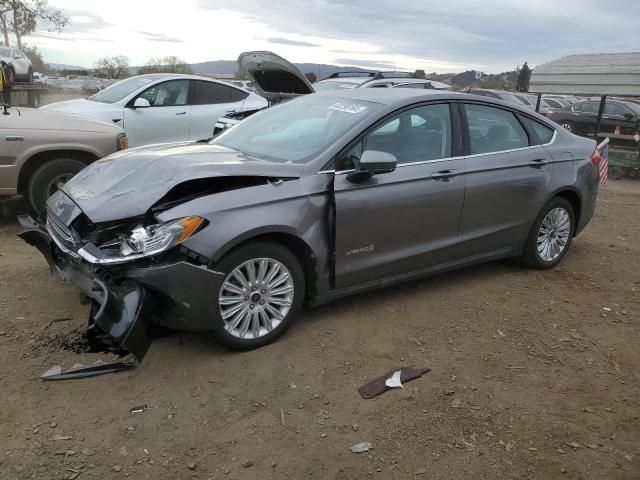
[210,241,305,351]
[27,158,86,214]
[519,197,575,269]
[559,121,574,132]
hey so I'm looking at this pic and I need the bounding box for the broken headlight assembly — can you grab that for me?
[78,216,206,265]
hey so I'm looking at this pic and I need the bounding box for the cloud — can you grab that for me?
[333,58,397,69]
[199,0,640,71]
[266,37,319,47]
[137,31,184,43]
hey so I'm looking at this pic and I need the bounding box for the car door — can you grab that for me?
[123,79,191,147]
[189,80,248,140]
[457,102,554,257]
[573,101,599,136]
[333,102,466,289]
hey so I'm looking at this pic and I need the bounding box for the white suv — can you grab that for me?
[42,74,268,147]
[0,46,33,84]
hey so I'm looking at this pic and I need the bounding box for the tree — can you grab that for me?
[304,72,317,83]
[21,43,43,71]
[413,69,426,79]
[516,62,532,92]
[94,55,129,79]
[0,1,66,48]
[137,56,192,75]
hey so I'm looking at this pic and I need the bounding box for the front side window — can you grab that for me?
[464,104,529,154]
[579,102,598,114]
[365,103,452,164]
[139,80,189,106]
[213,95,381,163]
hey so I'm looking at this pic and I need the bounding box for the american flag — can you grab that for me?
[597,138,609,187]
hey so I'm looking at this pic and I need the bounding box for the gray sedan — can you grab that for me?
[20,89,600,361]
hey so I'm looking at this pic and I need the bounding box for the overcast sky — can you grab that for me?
[27,0,640,72]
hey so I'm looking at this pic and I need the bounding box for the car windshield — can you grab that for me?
[0,47,11,56]
[88,76,158,104]
[212,95,381,163]
[313,81,360,92]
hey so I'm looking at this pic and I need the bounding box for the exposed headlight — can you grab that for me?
[78,216,205,265]
[117,134,128,150]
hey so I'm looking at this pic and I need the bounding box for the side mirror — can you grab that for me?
[623,112,634,120]
[347,150,397,183]
[132,97,151,109]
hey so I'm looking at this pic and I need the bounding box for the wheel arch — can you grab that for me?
[17,149,99,195]
[212,228,318,299]
[545,187,582,236]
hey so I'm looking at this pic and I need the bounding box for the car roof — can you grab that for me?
[313,88,550,116]
[133,73,238,83]
[315,77,369,85]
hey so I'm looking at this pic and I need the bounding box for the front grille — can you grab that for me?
[46,209,78,255]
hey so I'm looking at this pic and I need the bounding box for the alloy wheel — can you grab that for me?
[218,257,295,339]
[537,207,571,262]
[45,173,75,198]
[560,122,572,132]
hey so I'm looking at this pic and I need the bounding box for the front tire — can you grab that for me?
[520,197,575,269]
[27,158,86,214]
[210,241,305,350]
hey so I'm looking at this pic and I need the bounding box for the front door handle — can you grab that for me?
[431,169,458,180]
[529,158,550,168]
[175,112,187,116]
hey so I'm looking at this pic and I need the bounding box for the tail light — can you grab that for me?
[591,148,601,165]
[545,111,554,117]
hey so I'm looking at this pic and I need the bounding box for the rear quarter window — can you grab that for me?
[519,116,555,144]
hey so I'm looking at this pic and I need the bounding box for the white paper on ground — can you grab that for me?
[385,370,404,389]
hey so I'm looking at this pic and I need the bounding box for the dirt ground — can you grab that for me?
[1,180,639,480]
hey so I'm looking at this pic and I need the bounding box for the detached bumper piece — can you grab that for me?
[18,214,226,378]
[40,361,136,381]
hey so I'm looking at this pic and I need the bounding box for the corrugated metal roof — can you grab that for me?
[530,53,640,96]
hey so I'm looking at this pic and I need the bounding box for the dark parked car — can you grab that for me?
[20,87,600,362]
[546,99,640,148]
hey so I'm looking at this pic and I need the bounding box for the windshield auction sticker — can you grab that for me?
[328,102,368,114]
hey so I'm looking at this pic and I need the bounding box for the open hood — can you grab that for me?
[238,51,314,103]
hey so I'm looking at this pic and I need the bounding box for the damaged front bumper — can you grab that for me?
[19,215,226,363]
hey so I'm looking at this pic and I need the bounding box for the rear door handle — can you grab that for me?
[528,158,550,168]
[175,112,187,116]
[431,169,458,180]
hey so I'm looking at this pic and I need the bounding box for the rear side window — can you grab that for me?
[519,116,555,144]
[191,81,248,105]
[464,104,529,154]
[579,102,598,113]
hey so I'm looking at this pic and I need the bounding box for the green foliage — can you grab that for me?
[21,42,43,71]
[516,62,532,92]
